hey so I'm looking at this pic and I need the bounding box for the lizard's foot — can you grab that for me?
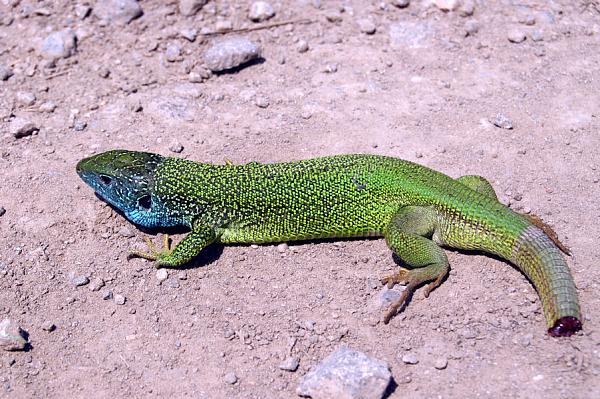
[128,234,173,267]
[381,264,448,324]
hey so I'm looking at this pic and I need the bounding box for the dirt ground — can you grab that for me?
[1,0,600,398]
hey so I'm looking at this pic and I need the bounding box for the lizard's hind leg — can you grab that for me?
[381,206,449,324]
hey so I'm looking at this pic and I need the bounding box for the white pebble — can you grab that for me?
[248,1,275,22]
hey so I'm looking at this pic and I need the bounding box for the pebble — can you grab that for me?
[203,37,262,72]
[156,269,169,282]
[296,40,310,53]
[42,322,56,332]
[325,9,343,22]
[10,117,39,138]
[223,371,238,384]
[464,19,479,36]
[389,22,434,49]
[180,28,198,42]
[279,356,300,371]
[165,43,183,62]
[114,294,126,305]
[491,114,513,130]
[508,29,526,43]
[0,207,5,217]
[459,0,475,16]
[297,346,391,399]
[392,0,410,8]
[277,243,288,253]
[434,0,460,11]
[71,275,90,287]
[88,278,105,292]
[0,65,13,81]
[534,47,546,57]
[0,319,28,351]
[434,357,448,369]
[401,353,419,365]
[179,0,208,16]
[215,20,233,32]
[75,4,91,19]
[519,14,536,26]
[16,91,36,107]
[94,0,143,25]
[255,96,270,108]
[102,290,113,300]
[39,101,57,113]
[73,121,87,131]
[531,30,544,42]
[248,1,275,22]
[169,142,184,153]
[41,30,77,59]
[358,19,377,35]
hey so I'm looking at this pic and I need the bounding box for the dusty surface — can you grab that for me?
[1,0,600,397]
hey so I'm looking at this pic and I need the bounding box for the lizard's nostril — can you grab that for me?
[99,175,113,185]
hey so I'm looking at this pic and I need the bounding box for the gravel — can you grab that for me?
[41,30,77,60]
[203,37,262,72]
[179,0,208,17]
[297,346,391,399]
[94,0,143,25]
[0,319,28,351]
[249,1,275,22]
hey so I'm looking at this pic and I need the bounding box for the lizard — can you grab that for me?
[76,150,582,337]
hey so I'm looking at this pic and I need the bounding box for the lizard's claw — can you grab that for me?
[128,234,173,267]
[381,268,410,288]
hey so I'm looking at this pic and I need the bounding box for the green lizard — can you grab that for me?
[76,150,582,337]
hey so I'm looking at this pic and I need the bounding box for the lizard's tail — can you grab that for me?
[510,223,581,337]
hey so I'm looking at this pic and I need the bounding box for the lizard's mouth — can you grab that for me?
[547,316,582,337]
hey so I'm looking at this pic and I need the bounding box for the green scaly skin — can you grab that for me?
[76,150,582,337]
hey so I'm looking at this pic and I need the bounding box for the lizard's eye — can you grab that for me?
[99,175,113,185]
[138,194,152,211]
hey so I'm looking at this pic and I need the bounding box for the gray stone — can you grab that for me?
[531,30,544,42]
[71,275,90,287]
[279,356,300,371]
[169,142,184,153]
[297,346,391,399]
[114,294,126,305]
[249,1,275,22]
[491,114,513,130]
[0,319,28,351]
[459,0,475,16]
[0,65,13,81]
[297,40,310,53]
[42,322,56,332]
[358,19,377,35]
[464,19,479,36]
[180,28,198,42]
[73,120,87,131]
[179,0,208,16]
[39,101,57,113]
[223,371,238,384]
[94,0,143,25]
[434,357,448,370]
[102,290,113,300]
[508,29,526,43]
[203,37,262,72]
[389,22,434,49]
[255,96,270,108]
[392,0,410,8]
[165,43,183,62]
[10,118,39,138]
[41,30,77,60]
[88,278,105,292]
[401,352,419,364]
[16,91,36,107]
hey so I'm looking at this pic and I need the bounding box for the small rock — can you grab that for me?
[297,346,391,399]
[16,91,36,107]
[88,278,105,292]
[114,294,126,305]
[401,353,419,365]
[392,0,410,8]
[277,243,288,253]
[464,19,479,36]
[358,19,377,35]
[519,14,536,26]
[215,20,233,32]
[297,39,310,53]
[168,278,180,288]
[459,0,475,16]
[224,372,238,384]
[10,118,39,138]
[248,1,275,22]
[389,21,434,49]
[41,30,77,60]
[94,0,143,25]
[491,114,513,130]
[203,37,262,72]
[0,65,14,81]
[179,0,208,16]
[0,207,5,217]
[531,30,544,42]
[0,319,28,351]
[73,121,87,131]
[325,9,343,22]
[169,142,184,153]
[180,28,198,42]
[39,101,57,113]
[434,357,448,369]
[42,322,56,332]
[277,357,300,372]
[533,47,545,57]
[102,290,113,300]
[434,0,460,12]
[71,275,90,287]
[156,269,169,282]
[75,4,91,19]
[165,43,183,62]
[177,271,187,280]
[508,29,526,43]
[255,96,270,108]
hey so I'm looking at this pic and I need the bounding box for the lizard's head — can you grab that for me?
[76,150,175,228]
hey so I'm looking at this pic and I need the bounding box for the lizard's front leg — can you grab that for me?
[129,222,217,268]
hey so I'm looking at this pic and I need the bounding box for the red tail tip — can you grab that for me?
[548,316,582,337]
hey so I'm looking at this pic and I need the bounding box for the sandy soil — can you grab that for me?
[1,0,599,397]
